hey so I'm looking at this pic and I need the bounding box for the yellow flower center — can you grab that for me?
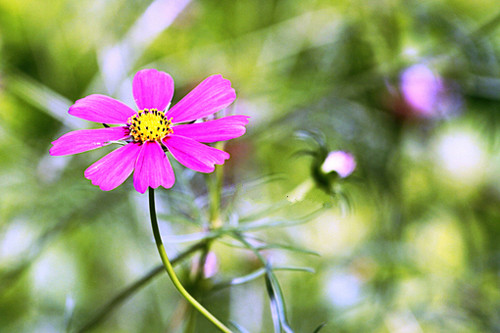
[128,109,173,143]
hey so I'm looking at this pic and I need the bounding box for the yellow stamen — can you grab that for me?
[128,109,173,143]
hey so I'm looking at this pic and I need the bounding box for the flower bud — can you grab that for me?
[320,151,356,178]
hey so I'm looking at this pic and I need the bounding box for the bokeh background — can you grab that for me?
[1,0,500,332]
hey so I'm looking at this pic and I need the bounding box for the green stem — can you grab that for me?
[148,188,232,333]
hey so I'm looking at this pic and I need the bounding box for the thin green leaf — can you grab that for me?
[292,149,319,159]
[6,72,80,129]
[294,129,327,151]
[225,268,266,287]
[256,243,320,257]
[239,200,292,223]
[220,174,287,199]
[190,174,288,218]
[229,321,251,333]
[159,190,203,222]
[264,265,294,333]
[157,213,198,226]
[265,271,284,333]
[241,233,320,256]
[275,266,315,274]
[212,266,314,293]
[217,238,250,250]
[163,230,220,243]
[240,207,324,231]
[312,322,327,333]
[232,174,287,189]
[231,233,294,333]
[218,234,320,256]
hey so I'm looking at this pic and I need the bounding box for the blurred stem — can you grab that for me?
[187,138,225,332]
[209,141,225,228]
[148,188,232,333]
[184,247,210,333]
[471,10,500,37]
[286,179,314,203]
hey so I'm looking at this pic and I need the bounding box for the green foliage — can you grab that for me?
[1,0,500,332]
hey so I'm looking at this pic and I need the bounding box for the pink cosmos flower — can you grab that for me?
[50,69,248,193]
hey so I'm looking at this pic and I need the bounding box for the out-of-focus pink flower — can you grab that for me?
[50,69,249,193]
[400,64,461,118]
[320,151,356,178]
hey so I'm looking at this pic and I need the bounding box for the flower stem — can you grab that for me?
[148,188,232,333]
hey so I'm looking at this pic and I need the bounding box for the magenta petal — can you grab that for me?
[166,75,236,123]
[84,143,141,191]
[133,141,175,193]
[133,69,174,111]
[171,115,249,143]
[69,94,136,124]
[163,135,230,173]
[50,127,129,156]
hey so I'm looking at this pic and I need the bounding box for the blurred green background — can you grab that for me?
[1,0,500,332]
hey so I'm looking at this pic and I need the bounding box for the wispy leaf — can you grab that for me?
[239,200,292,223]
[159,189,203,222]
[157,213,198,226]
[229,321,251,333]
[231,233,295,333]
[257,244,320,256]
[265,270,284,333]
[240,207,324,232]
[275,266,315,274]
[264,266,294,333]
[213,266,314,293]
[162,230,219,244]
[6,72,82,129]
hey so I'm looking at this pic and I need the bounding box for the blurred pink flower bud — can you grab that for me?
[321,151,356,178]
[203,251,219,278]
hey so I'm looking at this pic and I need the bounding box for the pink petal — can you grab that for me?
[171,115,249,143]
[69,94,136,124]
[84,143,141,191]
[163,135,230,173]
[50,127,129,156]
[133,141,175,193]
[133,69,174,111]
[166,75,236,123]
